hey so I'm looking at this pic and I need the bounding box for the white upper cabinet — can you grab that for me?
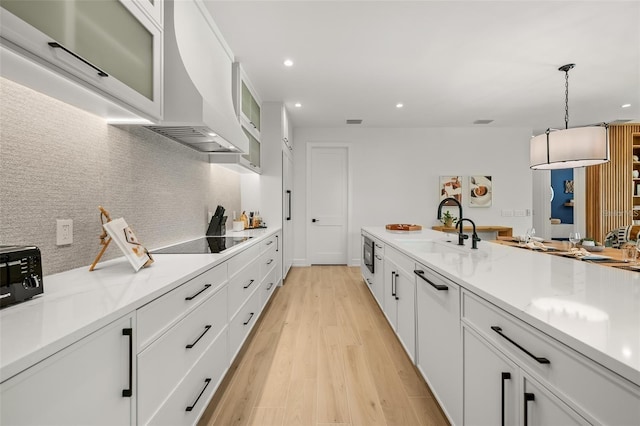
[0,0,162,121]
[232,63,261,138]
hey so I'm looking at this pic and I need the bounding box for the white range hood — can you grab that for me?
[145,0,248,154]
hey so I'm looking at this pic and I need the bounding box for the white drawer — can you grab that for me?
[259,244,277,276]
[228,258,260,320]
[137,263,227,350]
[147,328,229,426]
[229,290,261,361]
[138,287,228,425]
[261,234,277,253]
[462,291,640,425]
[228,243,260,278]
[373,238,385,256]
[260,267,278,310]
[386,245,414,275]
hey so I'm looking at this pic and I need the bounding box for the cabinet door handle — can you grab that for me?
[366,278,372,286]
[286,190,292,220]
[491,326,550,364]
[276,235,279,252]
[523,392,535,426]
[267,282,274,291]
[250,121,256,129]
[48,42,109,77]
[243,279,255,289]
[122,328,133,397]
[185,284,211,301]
[391,271,396,297]
[375,254,382,260]
[185,378,212,412]
[267,259,273,265]
[266,240,273,245]
[185,325,212,349]
[414,270,448,291]
[501,372,511,426]
[243,312,255,325]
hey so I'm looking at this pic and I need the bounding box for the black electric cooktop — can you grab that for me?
[152,236,252,254]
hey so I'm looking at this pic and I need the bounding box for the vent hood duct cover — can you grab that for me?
[145,0,248,154]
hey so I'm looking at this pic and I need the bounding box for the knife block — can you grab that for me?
[207,215,227,236]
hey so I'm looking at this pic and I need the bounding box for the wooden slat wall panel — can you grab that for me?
[586,124,640,242]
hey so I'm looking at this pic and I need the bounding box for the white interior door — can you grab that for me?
[308,145,348,264]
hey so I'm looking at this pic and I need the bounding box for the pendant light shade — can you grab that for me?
[530,126,609,170]
[529,63,610,170]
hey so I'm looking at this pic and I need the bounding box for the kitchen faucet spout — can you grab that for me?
[437,197,463,224]
[457,218,481,249]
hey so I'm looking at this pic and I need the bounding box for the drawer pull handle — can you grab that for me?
[491,326,550,364]
[48,42,109,77]
[501,372,511,426]
[185,284,211,301]
[266,259,273,265]
[523,392,535,426]
[267,282,274,291]
[266,240,273,245]
[375,243,383,249]
[414,269,448,291]
[375,254,382,260]
[243,279,255,289]
[122,328,133,397]
[186,325,212,349]
[243,312,255,325]
[185,378,211,412]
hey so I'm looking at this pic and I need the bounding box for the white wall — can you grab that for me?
[292,127,534,266]
[0,78,241,275]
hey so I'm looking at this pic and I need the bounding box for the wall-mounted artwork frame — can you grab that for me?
[440,176,462,203]
[469,175,492,207]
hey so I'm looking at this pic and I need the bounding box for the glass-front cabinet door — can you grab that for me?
[1,0,162,120]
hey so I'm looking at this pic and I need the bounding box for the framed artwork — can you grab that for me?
[469,176,492,207]
[564,180,574,194]
[439,176,462,203]
[103,217,153,271]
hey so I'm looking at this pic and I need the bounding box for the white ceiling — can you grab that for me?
[205,1,640,133]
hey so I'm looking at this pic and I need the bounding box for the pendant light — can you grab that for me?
[530,64,609,170]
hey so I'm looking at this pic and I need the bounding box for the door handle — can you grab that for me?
[122,328,133,397]
[312,218,319,223]
[501,372,511,426]
[523,392,535,426]
[286,190,292,220]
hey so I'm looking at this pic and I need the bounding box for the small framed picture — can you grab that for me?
[469,176,492,207]
[103,217,153,272]
[440,176,462,203]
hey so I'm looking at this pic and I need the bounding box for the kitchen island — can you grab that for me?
[362,226,639,425]
[0,227,281,425]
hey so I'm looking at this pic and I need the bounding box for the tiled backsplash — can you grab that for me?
[0,78,241,275]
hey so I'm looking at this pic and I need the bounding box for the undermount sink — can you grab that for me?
[394,239,465,254]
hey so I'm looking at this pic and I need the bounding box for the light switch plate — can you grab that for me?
[56,219,73,245]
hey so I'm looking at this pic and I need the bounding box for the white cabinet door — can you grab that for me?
[1,314,135,425]
[283,150,294,278]
[463,326,518,426]
[415,264,461,425]
[383,258,399,330]
[1,0,162,120]
[372,251,384,306]
[522,373,589,426]
[394,266,415,361]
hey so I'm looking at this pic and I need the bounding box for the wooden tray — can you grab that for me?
[385,224,422,231]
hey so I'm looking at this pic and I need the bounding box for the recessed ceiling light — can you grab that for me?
[294,103,302,108]
[284,59,294,67]
[208,132,217,137]
[396,103,404,108]
[622,103,632,108]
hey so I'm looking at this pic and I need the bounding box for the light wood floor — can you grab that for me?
[198,266,449,426]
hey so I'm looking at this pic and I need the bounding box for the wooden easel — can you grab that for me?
[89,206,113,271]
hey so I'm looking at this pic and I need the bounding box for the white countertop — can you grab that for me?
[0,228,279,383]
[362,227,640,387]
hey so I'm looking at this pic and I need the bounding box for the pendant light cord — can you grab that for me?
[564,69,569,130]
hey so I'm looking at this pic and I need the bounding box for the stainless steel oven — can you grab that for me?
[363,236,374,273]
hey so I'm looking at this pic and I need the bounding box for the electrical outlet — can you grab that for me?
[514,209,526,217]
[501,209,514,217]
[56,219,73,245]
